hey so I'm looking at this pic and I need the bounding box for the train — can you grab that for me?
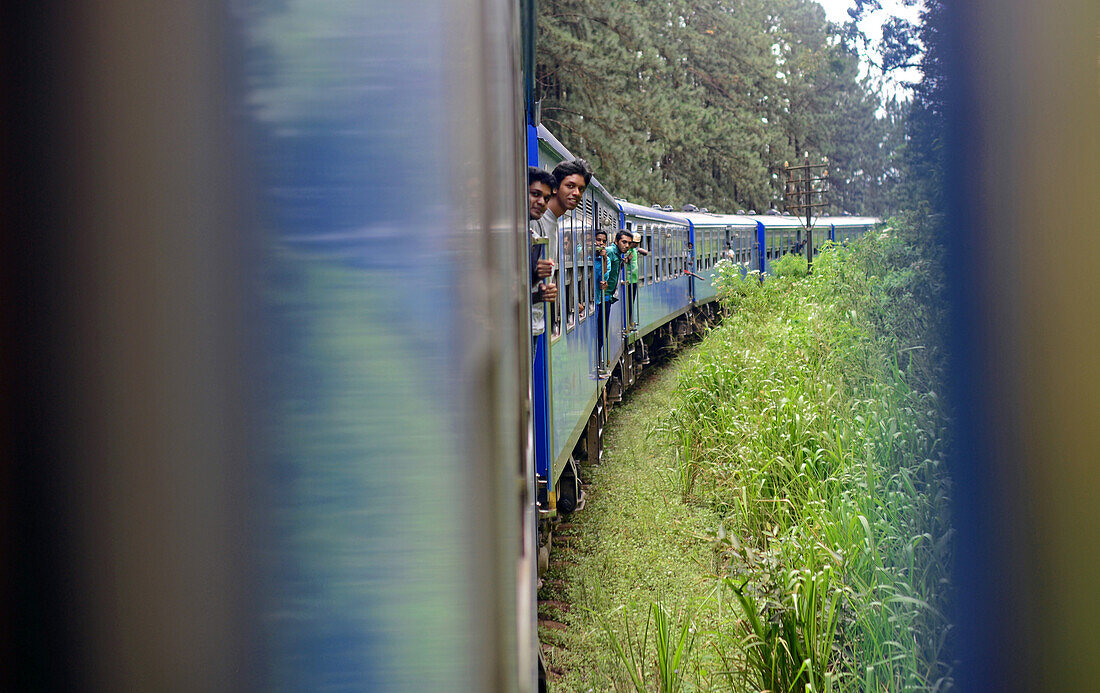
[529,124,877,542]
[2,2,873,691]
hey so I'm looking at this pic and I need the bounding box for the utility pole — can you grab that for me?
[783,154,828,271]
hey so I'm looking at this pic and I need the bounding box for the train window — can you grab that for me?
[679,226,686,276]
[685,227,690,275]
[644,225,651,284]
[550,213,562,340]
[564,212,575,332]
[655,225,664,279]
[705,228,712,270]
[650,225,656,282]
[580,198,589,323]
[671,226,677,277]
[697,228,704,271]
[659,225,667,281]
[668,225,674,280]
[592,223,601,309]
[668,226,674,279]
[653,225,660,282]
[667,225,672,280]
[664,226,670,279]
[702,228,708,271]
[686,226,695,272]
[668,225,674,279]
[675,226,681,276]
[648,224,655,282]
[676,225,681,277]
[634,223,642,284]
[709,228,716,269]
[578,205,586,324]
[679,227,685,276]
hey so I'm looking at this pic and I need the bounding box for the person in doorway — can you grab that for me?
[595,230,633,378]
[536,158,591,337]
[527,167,558,342]
[625,232,649,330]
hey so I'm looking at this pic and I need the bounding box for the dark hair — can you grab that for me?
[615,230,632,242]
[527,166,556,190]
[594,229,608,240]
[552,158,593,187]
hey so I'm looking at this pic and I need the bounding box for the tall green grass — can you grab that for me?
[660,216,953,690]
[597,598,696,693]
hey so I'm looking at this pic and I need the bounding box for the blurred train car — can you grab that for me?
[4,1,540,691]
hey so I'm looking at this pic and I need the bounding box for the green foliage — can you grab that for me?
[597,598,696,692]
[711,259,762,310]
[536,0,906,215]
[771,251,809,279]
[725,568,842,693]
[661,217,953,690]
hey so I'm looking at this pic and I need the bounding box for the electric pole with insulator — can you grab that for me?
[783,154,829,272]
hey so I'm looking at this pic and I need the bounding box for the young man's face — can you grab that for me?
[528,181,553,220]
[594,233,607,248]
[556,174,587,211]
[615,235,631,253]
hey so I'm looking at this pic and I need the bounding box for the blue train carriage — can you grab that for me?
[680,211,759,303]
[615,201,700,380]
[616,201,697,336]
[5,1,541,692]
[746,213,809,273]
[533,125,622,520]
[821,215,882,245]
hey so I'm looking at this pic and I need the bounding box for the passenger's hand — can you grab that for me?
[599,247,606,257]
[599,280,607,290]
[537,283,558,303]
[535,258,554,279]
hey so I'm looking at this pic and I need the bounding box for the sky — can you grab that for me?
[814,0,924,97]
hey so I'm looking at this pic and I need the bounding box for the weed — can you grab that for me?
[549,217,952,692]
[596,598,695,693]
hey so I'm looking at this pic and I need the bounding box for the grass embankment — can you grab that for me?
[541,214,953,692]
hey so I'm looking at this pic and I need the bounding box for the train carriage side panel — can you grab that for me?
[535,127,617,484]
[682,213,757,304]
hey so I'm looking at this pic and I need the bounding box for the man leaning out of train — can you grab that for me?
[537,158,592,336]
[528,166,558,341]
[594,229,633,378]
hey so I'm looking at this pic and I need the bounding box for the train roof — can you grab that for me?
[746,214,879,229]
[615,199,691,224]
[746,214,807,228]
[679,211,757,228]
[818,216,881,227]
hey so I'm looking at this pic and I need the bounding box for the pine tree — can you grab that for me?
[536,0,907,215]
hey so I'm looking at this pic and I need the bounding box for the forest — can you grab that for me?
[535,0,937,217]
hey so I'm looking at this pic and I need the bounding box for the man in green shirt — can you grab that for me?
[625,232,649,330]
[596,230,633,377]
